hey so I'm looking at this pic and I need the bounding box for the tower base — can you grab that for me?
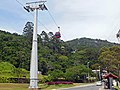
[29,88,41,90]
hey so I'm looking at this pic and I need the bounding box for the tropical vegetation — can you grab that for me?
[0,21,120,83]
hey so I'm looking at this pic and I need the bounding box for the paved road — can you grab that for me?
[59,85,101,90]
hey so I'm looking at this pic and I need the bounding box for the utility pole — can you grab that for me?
[87,62,90,79]
[24,1,47,90]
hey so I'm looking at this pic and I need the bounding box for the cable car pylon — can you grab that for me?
[24,1,47,90]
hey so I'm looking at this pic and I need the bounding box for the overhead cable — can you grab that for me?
[16,0,24,7]
[47,9,59,28]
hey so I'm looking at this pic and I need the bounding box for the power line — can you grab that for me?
[47,9,59,28]
[30,13,50,31]
[16,0,24,7]
[46,7,67,40]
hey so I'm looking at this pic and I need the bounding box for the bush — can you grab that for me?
[47,81,73,85]
[0,77,30,83]
[0,77,10,83]
[9,78,29,83]
[48,70,64,81]
[38,75,51,83]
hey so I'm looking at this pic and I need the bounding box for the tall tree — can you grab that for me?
[40,31,49,43]
[23,22,34,45]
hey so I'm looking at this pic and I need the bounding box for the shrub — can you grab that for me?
[0,77,30,83]
[48,70,64,81]
[0,77,10,83]
[47,81,73,85]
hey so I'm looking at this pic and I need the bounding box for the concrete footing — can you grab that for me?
[29,88,41,90]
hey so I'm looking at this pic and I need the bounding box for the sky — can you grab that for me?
[0,0,120,43]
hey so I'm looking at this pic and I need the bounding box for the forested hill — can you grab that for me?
[0,30,31,70]
[0,21,120,83]
[0,27,119,76]
[66,38,119,50]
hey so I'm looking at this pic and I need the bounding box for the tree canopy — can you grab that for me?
[99,46,120,75]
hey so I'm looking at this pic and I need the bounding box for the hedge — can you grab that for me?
[0,77,29,83]
[47,81,73,85]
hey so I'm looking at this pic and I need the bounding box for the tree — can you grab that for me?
[65,65,91,82]
[40,31,49,43]
[23,22,34,45]
[58,55,69,72]
[23,22,33,37]
[99,46,120,74]
[38,58,48,75]
[48,70,64,81]
[69,47,99,67]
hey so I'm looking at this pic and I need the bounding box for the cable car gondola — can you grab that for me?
[54,27,61,38]
[55,32,61,38]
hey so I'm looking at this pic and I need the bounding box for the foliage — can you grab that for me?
[0,30,31,70]
[38,74,51,83]
[48,70,64,81]
[65,65,91,82]
[0,27,120,83]
[23,21,33,44]
[99,46,120,75]
[0,62,29,83]
[0,62,16,77]
[47,81,73,85]
[66,38,118,50]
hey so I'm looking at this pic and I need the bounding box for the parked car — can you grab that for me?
[96,81,102,86]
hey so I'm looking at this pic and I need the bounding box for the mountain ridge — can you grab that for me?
[66,37,119,50]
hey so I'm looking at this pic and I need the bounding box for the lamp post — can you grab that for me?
[87,62,90,79]
[99,66,101,81]
[24,1,47,89]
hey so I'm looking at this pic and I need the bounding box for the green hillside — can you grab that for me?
[66,37,119,50]
[0,23,120,82]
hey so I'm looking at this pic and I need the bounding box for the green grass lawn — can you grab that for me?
[40,84,74,90]
[0,83,90,90]
[114,86,120,90]
[0,83,29,90]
